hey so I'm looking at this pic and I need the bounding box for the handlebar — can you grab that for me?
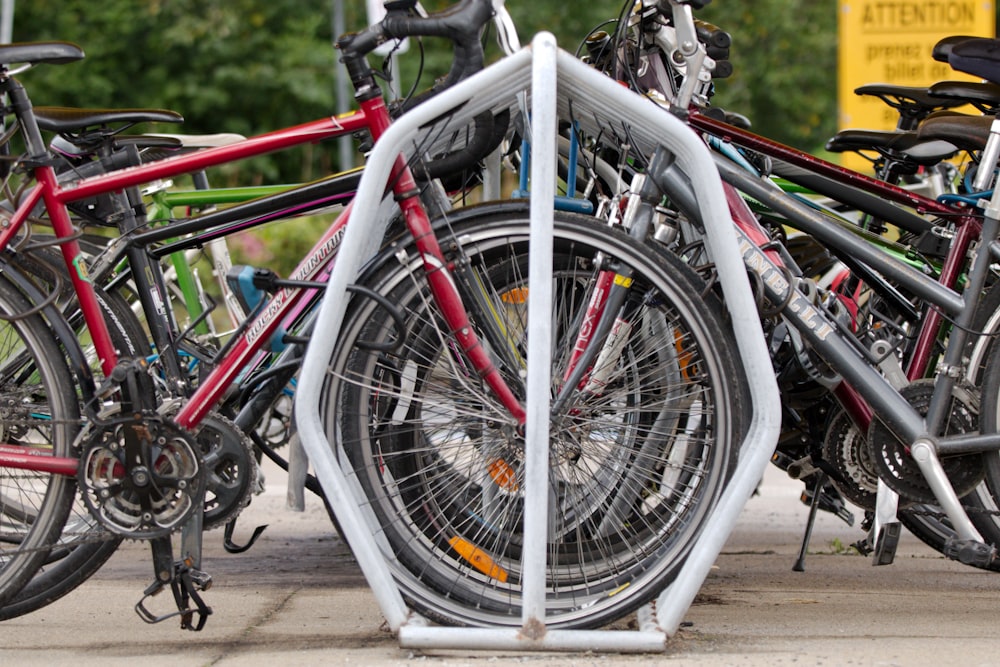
[336,0,494,104]
[335,0,502,182]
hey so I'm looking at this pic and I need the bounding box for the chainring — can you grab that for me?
[867,380,985,505]
[193,412,259,530]
[822,408,880,509]
[79,413,204,540]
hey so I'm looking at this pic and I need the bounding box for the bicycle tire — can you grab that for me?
[0,285,144,619]
[974,310,1000,553]
[884,282,1000,572]
[0,270,81,608]
[321,203,748,628]
[936,281,1000,559]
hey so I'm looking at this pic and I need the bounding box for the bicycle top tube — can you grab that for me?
[689,109,966,220]
[52,113,372,204]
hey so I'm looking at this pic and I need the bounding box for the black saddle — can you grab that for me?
[917,114,991,153]
[853,83,969,130]
[0,41,84,67]
[34,107,184,134]
[949,39,1000,86]
[825,129,956,165]
[928,80,1000,114]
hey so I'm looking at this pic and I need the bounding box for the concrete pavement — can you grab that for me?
[2,460,998,666]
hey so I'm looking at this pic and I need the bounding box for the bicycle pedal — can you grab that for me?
[186,567,213,592]
[942,538,997,569]
[872,521,901,566]
[852,537,873,557]
[134,563,213,631]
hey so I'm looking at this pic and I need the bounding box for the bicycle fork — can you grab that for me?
[550,166,664,417]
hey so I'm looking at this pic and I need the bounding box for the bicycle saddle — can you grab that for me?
[33,107,184,134]
[855,83,969,113]
[932,35,981,63]
[928,80,1000,114]
[853,83,970,130]
[917,113,991,152]
[0,41,84,67]
[949,38,1000,86]
[825,129,957,165]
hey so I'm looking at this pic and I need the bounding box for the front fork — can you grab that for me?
[552,152,670,418]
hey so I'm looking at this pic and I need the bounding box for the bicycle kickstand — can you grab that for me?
[792,472,826,572]
[135,536,214,631]
[223,516,268,554]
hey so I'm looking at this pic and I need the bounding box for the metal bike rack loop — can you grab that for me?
[294,32,781,653]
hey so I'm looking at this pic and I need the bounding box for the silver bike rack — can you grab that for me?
[294,32,781,653]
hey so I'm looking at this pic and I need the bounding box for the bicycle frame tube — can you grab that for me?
[173,200,353,429]
[689,111,970,219]
[54,115,371,203]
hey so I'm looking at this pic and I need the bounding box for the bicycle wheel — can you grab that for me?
[974,328,1000,549]
[0,284,141,620]
[321,203,748,628]
[0,270,81,608]
[895,282,1000,565]
[949,281,1000,556]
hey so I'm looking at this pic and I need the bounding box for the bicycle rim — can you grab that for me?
[0,273,79,607]
[322,205,746,628]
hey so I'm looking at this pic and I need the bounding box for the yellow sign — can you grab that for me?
[837,1,995,171]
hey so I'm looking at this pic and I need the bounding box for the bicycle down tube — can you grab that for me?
[0,5,528,472]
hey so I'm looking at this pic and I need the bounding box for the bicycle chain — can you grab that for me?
[0,527,117,556]
[903,505,1000,519]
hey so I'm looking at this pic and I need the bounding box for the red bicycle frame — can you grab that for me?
[0,96,526,477]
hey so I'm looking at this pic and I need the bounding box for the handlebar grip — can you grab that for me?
[694,19,731,50]
[712,60,733,79]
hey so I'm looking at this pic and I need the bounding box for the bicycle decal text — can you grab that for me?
[737,237,835,342]
[244,225,346,345]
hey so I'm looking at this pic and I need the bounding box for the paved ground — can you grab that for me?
[2,460,998,666]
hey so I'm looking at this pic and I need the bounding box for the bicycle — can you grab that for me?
[578,0,1000,569]
[0,0,748,632]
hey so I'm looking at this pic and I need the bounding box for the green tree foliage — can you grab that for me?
[13,0,841,165]
[697,0,838,151]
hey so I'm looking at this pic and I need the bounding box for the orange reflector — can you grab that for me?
[487,458,519,492]
[674,327,697,381]
[501,287,529,304]
[449,537,509,583]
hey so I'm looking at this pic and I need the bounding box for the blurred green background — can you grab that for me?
[9,1,992,275]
